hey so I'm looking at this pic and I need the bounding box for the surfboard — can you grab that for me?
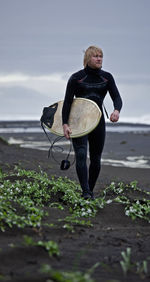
[42,98,102,138]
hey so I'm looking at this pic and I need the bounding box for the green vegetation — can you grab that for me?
[103,180,150,223]
[0,167,150,232]
[120,247,132,275]
[0,167,150,280]
[41,262,100,282]
[0,167,106,232]
[23,235,60,257]
[120,247,149,278]
[0,167,50,231]
[0,136,9,145]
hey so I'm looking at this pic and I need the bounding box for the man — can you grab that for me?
[62,46,122,199]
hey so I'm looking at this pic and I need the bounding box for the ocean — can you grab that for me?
[0,120,150,133]
[0,120,150,169]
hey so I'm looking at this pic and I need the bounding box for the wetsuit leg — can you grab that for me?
[88,116,106,191]
[72,135,89,192]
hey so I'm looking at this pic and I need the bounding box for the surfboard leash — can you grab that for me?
[41,122,75,170]
[49,136,75,170]
[103,104,109,119]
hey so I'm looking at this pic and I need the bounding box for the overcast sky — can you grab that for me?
[0,0,150,123]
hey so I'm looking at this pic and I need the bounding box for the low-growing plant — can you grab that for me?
[0,167,107,231]
[0,168,53,231]
[23,235,60,257]
[49,176,106,226]
[103,181,150,223]
[1,167,150,233]
[136,260,148,277]
[63,223,75,233]
[41,262,100,282]
[120,247,132,276]
[120,247,149,278]
[49,202,64,210]
[37,240,60,257]
[60,215,93,227]
[125,199,150,222]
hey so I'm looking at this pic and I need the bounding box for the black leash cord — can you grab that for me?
[103,104,109,119]
[49,135,75,166]
[41,122,75,166]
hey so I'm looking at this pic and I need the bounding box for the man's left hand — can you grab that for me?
[110,110,120,122]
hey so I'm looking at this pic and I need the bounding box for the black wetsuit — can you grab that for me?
[62,65,122,193]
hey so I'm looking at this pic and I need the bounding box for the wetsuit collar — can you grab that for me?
[85,65,102,75]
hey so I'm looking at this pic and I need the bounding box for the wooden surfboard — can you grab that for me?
[43,98,102,138]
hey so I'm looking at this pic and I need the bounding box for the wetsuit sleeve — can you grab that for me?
[108,73,123,112]
[62,75,76,124]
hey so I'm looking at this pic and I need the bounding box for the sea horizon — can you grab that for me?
[0,119,150,134]
[0,115,150,125]
[0,116,150,125]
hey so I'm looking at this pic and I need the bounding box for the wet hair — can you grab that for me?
[83,46,103,67]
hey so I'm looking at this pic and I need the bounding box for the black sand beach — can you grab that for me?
[0,121,150,281]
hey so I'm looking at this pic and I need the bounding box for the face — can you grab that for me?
[88,52,103,69]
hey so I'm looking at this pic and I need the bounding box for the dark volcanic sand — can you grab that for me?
[0,136,150,282]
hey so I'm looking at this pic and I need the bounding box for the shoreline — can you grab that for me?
[0,125,150,170]
[0,119,150,190]
[0,119,150,127]
[0,140,150,192]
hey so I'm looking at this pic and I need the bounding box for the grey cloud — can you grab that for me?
[0,0,150,121]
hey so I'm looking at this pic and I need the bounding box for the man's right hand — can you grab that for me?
[63,124,72,139]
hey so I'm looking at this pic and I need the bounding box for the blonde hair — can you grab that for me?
[83,46,103,67]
